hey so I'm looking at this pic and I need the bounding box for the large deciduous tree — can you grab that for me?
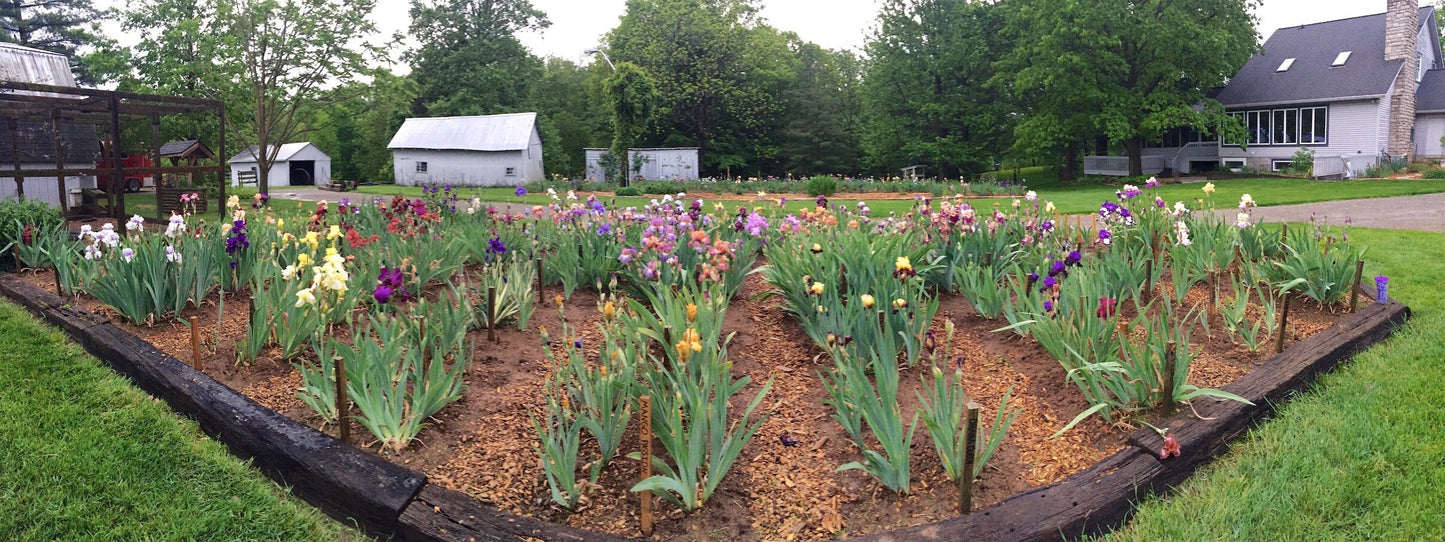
[861,0,1012,179]
[1003,0,1258,177]
[607,0,785,176]
[408,0,548,117]
[0,0,112,83]
[779,41,862,176]
[604,61,657,186]
[226,0,381,194]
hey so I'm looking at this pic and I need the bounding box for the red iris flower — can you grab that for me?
[1097,297,1118,319]
[1160,434,1181,459]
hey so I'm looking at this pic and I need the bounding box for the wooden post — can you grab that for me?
[52,109,68,217]
[189,316,202,371]
[335,355,350,443]
[1280,223,1289,250]
[51,265,63,296]
[959,402,980,514]
[487,285,498,343]
[839,263,847,297]
[1350,260,1365,313]
[1143,257,1153,302]
[9,118,24,200]
[639,395,654,537]
[535,257,544,301]
[878,310,886,335]
[1162,341,1177,412]
[151,114,163,218]
[1276,294,1291,354]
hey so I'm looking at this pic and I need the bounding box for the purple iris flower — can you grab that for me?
[487,237,507,255]
[515,186,527,197]
[597,223,612,236]
[1049,260,1067,277]
[1065,250,1082,266]
[374,284,395,304]
[1044,300,1054,312]
[1040,276,1057,291]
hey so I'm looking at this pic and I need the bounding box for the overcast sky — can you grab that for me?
[96,0,1424,72]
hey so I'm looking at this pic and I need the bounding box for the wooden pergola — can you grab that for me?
[0,81,227,220]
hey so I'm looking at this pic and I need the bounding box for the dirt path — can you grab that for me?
[1215,192,1445,232]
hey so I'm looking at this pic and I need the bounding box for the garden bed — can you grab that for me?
[11,267,1360,540]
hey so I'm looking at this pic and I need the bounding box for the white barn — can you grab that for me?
[0,42,101,208]
[227,143,331,187]
[584,147,700,183]
[387,113,544,187]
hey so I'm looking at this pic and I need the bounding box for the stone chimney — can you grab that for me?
[1385,0,1420,159]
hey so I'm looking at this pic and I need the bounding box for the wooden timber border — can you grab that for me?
[0,274,1409,542]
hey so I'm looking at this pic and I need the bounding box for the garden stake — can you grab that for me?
[189,316,201,371]
[839,263,847,297]
[1231,245,1244,280]
[640,395,654,537]
[1276,294,1291,354]
[51,265,63,296]
[335,355,350,443]
[959,401,980,514]
[1162,341,1177,412]
[487,286,498,343]
[877,310,886,336]
[1350,260,1365,313]
[535,257,544,301]
[1143,258,1153,301]
[1280,223,1289,250]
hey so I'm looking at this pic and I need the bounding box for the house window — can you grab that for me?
[1273,109,1298,145]
[1271,160,1295,172]
[416,161,428,173]
[505,167,516,176]
[1247,110,1271,145]
[1230,106,1327,147]
[1277,58,1295,72]
[1332,51,1351,67]
[1300,107,1327,144]
[1419,52,1426,82]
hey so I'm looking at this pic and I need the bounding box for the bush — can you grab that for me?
[0,199,64,270]
[804,175,839,197]
[1406,162,1432,173]
[1290,147,1314,177]
[615,186,642,197]
[1423,169,1445,180]
[1363,159,1408,179]
[640,181,677,195]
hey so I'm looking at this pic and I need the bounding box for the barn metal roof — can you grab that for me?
[0,42,77,88]
[227,142,320,164]
[387,113,539,152]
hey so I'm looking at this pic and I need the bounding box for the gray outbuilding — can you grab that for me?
[584,147,699,183]
[388,113,544,187]
[227,142,331,187]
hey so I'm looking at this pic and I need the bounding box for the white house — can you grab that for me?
[0,42,101,208]
[1086,1,1443,178]
[387,113,544,187]
[227,143,331,187]
[584,147,700,183]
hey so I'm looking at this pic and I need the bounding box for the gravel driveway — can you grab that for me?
[1213,192,1445,233]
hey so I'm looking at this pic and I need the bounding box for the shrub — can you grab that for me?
[1423,169,1445,180]
[804,175,839,197]
[1290,147,1314,177]
[615,186,642,196]
[0,199,64,270]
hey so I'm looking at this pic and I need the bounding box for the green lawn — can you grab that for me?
[0,300,356,541]
[349,169,1445,217]
[1103,227,1445,541]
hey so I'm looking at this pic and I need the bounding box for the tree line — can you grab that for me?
[3,0,1261,186]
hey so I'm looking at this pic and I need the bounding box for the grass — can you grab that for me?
[1103,226,1445,541]
[347,168,1445,218]
[0,300,356,541]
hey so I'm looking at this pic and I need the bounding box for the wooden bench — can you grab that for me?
[236,170,258,187]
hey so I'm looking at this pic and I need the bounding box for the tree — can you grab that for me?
[860,0,1013,179]
[408,0,548,117]
[115,0,251,162]
[225,0,382,194]
[530,58,610,177]
[0,0,113,83]
[1002,0,1258,176]
[604,62,657,186]
[309,72,417,182]
[607,0,786,176]
[778,41,862,176]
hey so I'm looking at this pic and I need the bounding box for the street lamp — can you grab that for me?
[584,47,615,70]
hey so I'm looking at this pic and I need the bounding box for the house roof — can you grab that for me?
[387,113,539,152]
[1418,69,1445,112]
[159,140,214,159]
[227,142,321,164]
[0,120,100,164]
[1215,6,1439,108]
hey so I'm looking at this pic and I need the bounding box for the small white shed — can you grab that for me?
[584,147,699,183]
[387,113,544,187]
[227,143,331,187]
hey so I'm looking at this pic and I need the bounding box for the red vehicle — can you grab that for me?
[95,140,154,193]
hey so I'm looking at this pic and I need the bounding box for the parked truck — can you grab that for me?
[95,140,154,193]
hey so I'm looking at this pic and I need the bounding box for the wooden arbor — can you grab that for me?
[158,140,218,215]
[0,81,226,220]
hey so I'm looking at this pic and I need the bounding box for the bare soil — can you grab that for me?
[15,268,1343,541]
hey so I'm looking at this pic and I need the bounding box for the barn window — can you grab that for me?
[416,161,428,173]
[505,167,516,176]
